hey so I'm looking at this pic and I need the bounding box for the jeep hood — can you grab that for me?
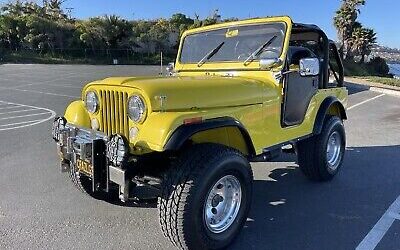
[90,76,270,111]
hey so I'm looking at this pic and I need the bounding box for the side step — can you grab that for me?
[282,144,296,154]
[251,143,296,162]
[251,147,282,162]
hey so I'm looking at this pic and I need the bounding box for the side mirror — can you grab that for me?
[259,58,282,70]
[166,62,175,76]
[299,58,320,76]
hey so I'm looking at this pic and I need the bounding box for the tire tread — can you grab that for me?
[298,116,345,181]
[158,144,252,249]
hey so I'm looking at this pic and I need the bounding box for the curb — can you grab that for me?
[345,78,400,98]
[369,87,400,97]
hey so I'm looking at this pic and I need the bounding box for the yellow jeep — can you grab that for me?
[52,16,347,250]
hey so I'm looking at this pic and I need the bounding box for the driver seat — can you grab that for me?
[288,46,315,69]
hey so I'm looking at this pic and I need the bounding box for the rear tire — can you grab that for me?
[159,143,253,250]
[297,116,346,181]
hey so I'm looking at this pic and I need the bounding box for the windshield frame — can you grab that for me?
[175,17,292,71]
[179,23,286,64]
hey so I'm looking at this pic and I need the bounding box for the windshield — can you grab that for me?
[180,23,286,64]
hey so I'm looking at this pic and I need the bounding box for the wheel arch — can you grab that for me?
[64,100,91,127]
[164,117,256,157]
[313,96,347,135]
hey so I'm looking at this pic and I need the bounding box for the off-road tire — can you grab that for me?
[159,143,253,250]
[297,116,346,181]
[67,162,117,201]
[68,161,93,195]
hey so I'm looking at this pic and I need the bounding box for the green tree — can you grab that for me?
[189,9,221,29]
[101,15,132,48]
[0,0,76,52]
[367,57,389,76]
[169,13,193,36]
[77,15,132,52]
[77,18,106,51]
[130,20,155,55]
[350,22,377,63]
[0,14,26,50]
[0,1,35,50]
[24,14,76,52]
[148,18,171,51]
[333,0,365,59]
[43,0,69,20]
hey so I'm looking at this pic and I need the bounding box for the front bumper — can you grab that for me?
[52,117,131,201]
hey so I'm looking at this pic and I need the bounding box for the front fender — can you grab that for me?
[64,101,91,128]
[133,111,197,152]
[132,109,258,156]
[164,117,256,156]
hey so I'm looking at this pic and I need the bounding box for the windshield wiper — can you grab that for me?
[197,41,225,67]
[243,35,278,65]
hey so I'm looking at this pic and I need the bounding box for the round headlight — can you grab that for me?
[85,91,99,114]
[128,95,146,123]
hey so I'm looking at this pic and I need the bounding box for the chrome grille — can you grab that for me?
[99,90,129,138]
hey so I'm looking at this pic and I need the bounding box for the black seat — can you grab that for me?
[288,46,315,65]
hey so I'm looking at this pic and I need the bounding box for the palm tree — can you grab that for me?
[333,0,365,59]
[350,22,377,63]
[44,0,68,20]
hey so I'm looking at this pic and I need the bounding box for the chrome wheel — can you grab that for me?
[204,175,242,234]
[326,131,342,170]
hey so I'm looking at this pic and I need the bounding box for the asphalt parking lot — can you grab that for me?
[0,64,399,250]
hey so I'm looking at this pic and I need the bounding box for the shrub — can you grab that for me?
[343,57,390,77]
[343,59,369,76]
[367,57,390,76]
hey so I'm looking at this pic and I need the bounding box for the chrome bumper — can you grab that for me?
[52,117,130,200]
[56,123,108,164]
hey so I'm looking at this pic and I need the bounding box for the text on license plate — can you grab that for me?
[76,159,93,176]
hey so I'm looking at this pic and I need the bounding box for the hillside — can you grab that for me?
[371,45,400,63]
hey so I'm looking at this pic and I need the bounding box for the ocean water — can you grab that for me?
[388,64,400,77]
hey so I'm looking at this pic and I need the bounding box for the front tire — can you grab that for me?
[159,143,253,250]
[67,161,117,201]
[297,116,346,181]
[68,161,93,195]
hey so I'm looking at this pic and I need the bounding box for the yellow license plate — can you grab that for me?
[76,158,93,177]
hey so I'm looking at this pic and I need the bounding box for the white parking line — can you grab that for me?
[0,86,79,98]
[0,105,24,111]
[0,119,44,128]
[0,109,37,116]
[10,71,86,88]
[22,83,84,89]
[356,195,400,250]
[0,100,56,131]
[0,112,51,121]
[13,88,80,98]
[348,94,386,110]
[0,103,13,107]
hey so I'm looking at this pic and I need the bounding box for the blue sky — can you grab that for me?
[1,0,399,48]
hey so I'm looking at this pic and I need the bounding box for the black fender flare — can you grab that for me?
[313,96,347,134]
[164,117,256,156]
